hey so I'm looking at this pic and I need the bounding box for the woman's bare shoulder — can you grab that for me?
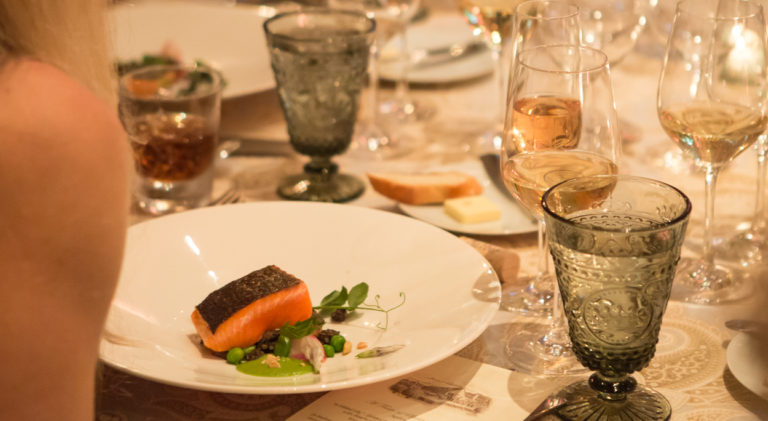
[0,58,124,151]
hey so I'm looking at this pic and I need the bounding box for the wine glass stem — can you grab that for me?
[367,42,381,124]
[393,20,410,104]
[536,218,551,279]
[752,135,767,232]
[702,166,720,268]
[490,42,504,129]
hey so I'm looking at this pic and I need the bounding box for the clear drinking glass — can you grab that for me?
[657,0,768,303]
[501,0,581,315]
[501,45,621,375]
[264,10,374,202]
[119,64,222,215]
[540,174,691,421]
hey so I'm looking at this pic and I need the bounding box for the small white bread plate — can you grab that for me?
[727,332,768,400]
[100,202,500,394]
[379,15,493,84]
[398,161,538,236]
[111,1,275,98]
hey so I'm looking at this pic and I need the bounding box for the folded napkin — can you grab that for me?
[460,236,520,286]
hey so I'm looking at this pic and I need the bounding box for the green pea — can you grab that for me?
[330,335,346,352]
[323,344,335,358]
[226,347,245,364]
[274,334,291,357]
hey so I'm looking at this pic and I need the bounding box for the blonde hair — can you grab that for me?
[0,0,115,104]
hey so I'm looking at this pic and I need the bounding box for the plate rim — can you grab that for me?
[110,0,276,99]
[100,201,501,394]
[726,332,768,400]
[396,161,538,236]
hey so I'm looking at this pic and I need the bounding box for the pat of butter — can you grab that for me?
[444,196,501,224]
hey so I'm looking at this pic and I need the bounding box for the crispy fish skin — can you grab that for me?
[191,265,313,352]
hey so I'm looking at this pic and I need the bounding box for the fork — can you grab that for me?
[208,185,241,206]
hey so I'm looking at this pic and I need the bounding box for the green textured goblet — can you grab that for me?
[541,175,691,420]
[264,10,374,202]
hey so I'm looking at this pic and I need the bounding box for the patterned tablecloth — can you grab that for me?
[103,4,768,420]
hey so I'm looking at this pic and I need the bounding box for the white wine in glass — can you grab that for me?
[657,0,768,304]
[502,150,618,214]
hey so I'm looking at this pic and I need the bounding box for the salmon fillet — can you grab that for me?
[191,265,313,352]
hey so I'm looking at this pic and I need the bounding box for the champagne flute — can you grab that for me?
[501,0,581,316]
[502,45,621,375]
[657,0,768,304]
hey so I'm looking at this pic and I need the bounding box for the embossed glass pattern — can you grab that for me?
[264,10,374,202]
[541,175,691,421]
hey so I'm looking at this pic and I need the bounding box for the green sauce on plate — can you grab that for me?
[236,355,314,377]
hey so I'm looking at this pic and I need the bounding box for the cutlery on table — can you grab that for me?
[524,396,568,421]
[409,39,487,69]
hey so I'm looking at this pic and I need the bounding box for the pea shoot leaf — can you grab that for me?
[347,282,369,310]
[280,317,324,339]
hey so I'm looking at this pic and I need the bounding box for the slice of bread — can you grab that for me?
[367,171,483,205]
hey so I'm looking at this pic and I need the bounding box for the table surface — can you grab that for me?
[98,3,768,420]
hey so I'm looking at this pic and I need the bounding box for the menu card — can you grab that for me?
[287,355,529,420]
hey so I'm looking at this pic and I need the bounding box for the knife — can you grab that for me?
[410,39,488,69]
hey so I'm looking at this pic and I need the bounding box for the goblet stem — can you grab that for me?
[305,156,337,178]
[589,373,636,402]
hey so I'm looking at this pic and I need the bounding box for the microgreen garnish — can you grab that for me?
[279,315,324,339]
[314,282,406,329]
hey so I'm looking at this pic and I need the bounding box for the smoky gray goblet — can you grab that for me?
[264,10,374,202]
[540,175,692,421]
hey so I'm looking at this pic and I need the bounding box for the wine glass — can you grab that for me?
[329,0,420,159]
[576,0,647,66]
[540,174,691,421]
[501,0,581,316]
[501,45,621,375]
[376,0,435,123]
[264,10,374,202]
[657,0,768,304]
[458,0,524,150]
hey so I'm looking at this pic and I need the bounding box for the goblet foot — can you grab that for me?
[553,378,671,421]
[277,170,364,203]
[504,326,588,376]
[499,274,553,316]
[672,257,751,304]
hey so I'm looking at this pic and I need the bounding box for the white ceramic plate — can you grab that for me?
[111,1,274,98]
[379,15,493,84]
[100,202,500,394]
[727,333,768,400]
[398,161,538,236]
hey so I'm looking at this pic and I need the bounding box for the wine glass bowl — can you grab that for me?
[576,0,647,66]
[542,175,692,420]
[264,10,374,202]
[657,0,768,303]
